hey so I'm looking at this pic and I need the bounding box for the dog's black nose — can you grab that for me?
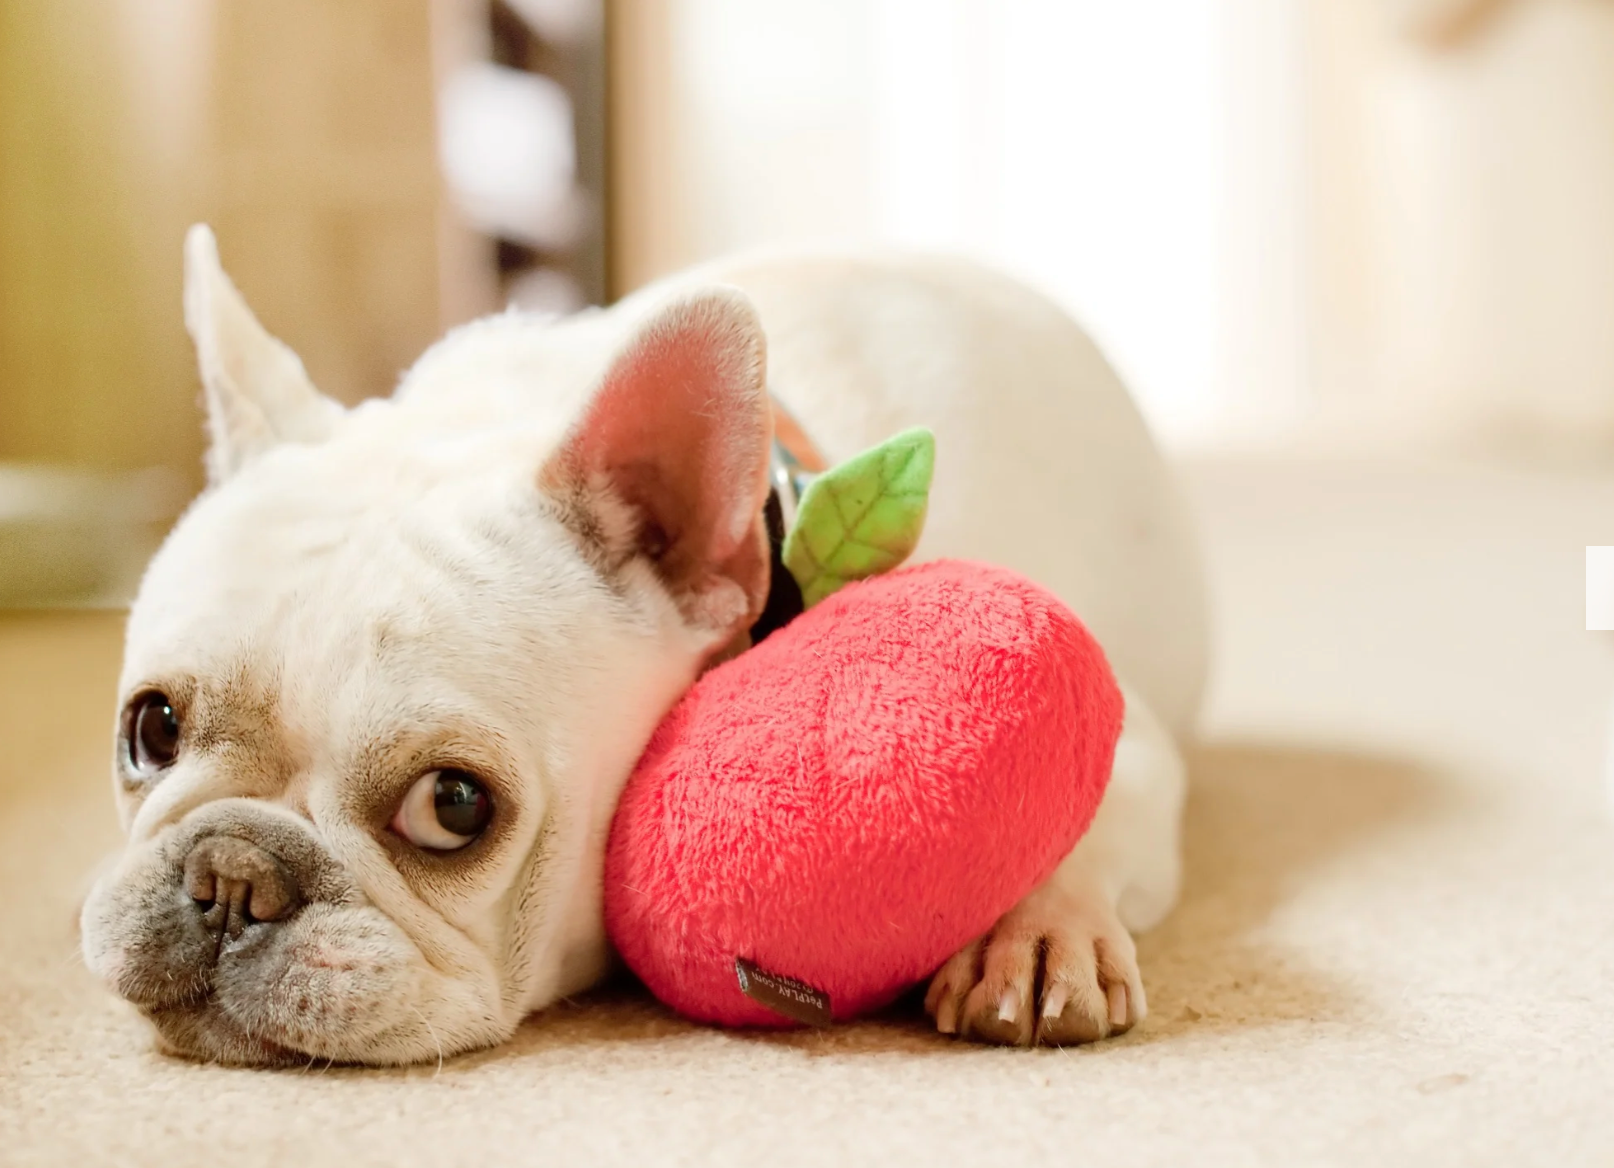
[183,836,300,941]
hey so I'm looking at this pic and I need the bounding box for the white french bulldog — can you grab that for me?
[79,226,1208,1065]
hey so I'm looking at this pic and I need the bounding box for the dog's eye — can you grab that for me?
[391,769,494,851]
[127,692,181,773]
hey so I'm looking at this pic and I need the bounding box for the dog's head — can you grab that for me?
[80,227,773,1065]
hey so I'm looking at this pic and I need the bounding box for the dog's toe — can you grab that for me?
[1034,924,1143,1045]
[923,937,982,1036]
[958,918,1042,1046]
[925,882,1145,1049]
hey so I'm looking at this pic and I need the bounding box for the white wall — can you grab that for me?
[618,0,1278,448]
[865,0,1233,443]
[612,0,1614,457]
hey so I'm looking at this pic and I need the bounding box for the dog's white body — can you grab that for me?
[683,253,1207,739]
[674,254,1205,1041]
[81,232,1206,1062]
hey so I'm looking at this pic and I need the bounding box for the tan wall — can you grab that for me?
[607,0,695,297]
[0,0,451,494]
[1308,0,1614,457]
[606,0,873,299]
[0,0,183,474]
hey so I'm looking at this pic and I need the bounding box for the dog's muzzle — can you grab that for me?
[82,799,368,1064]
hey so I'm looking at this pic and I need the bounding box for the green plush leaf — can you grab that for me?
[783,427,935,607]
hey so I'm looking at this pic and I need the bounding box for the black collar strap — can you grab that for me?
[751,438,815,643]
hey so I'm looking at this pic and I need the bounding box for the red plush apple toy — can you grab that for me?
[603,557,1123,1028]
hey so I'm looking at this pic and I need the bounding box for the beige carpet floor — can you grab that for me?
[3,458,1612,1167]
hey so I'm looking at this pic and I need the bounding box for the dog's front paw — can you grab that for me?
[923,876,1145,1047]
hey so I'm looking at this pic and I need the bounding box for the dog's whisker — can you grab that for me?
[410,1004,445,1078]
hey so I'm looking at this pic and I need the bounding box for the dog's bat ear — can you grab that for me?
[183,224,344,485]
[542,286,772,643]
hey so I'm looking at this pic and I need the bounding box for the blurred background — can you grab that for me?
[4,0,1614,604]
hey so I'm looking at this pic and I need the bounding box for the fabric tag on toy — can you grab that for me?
[734,957,832,1026]
[782,427,935,608]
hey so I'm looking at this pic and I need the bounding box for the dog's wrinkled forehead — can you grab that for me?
[124,431,627,749]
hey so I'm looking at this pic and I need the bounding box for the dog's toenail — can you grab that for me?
[997,989,1020,1023]
[1107,983,1127,1027]
[1042,986,1068,1020]
[936,999,958,1034]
